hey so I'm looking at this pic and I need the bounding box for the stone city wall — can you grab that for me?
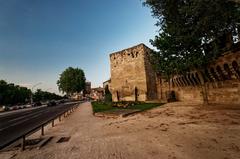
[109,43,240,105]
[167,48,240,104]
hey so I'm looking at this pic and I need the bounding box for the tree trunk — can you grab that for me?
[201,83,209,105]
[168,78,171,93]
[167,75,172,102]
[197,70,209,105]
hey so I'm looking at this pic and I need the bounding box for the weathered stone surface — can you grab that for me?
[109,43,157,102]
[109,43,240,105]
[162,48,240,104]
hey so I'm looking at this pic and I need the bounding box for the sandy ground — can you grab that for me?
[1,102,240,159]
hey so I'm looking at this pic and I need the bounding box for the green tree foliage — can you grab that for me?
[144,0,240,76]
[104,85,112,103]
[33,89,64,102]
[0,80,31,106]
[57,67,86,95]
[0,80,64,106]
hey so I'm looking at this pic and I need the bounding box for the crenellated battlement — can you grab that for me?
[109,42,240,105]
[109,43,149,69]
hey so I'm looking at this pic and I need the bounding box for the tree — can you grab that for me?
[144,0,240,103]
[0,80,31,106]
[57,67,86,95]
[104,85,112,103]
[33,89,64,102]
[144,0,240,73]
[0,80,8,105]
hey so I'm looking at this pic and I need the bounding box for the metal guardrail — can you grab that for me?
[0,102,81,151]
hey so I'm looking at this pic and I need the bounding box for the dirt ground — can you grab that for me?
[1,102,240,159]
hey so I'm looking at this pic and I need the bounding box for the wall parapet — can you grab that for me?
[162,48,240,104]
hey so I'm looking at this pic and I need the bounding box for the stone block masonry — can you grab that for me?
[169,49,240,104]
[109,43,240,105]
[109,44,157,102]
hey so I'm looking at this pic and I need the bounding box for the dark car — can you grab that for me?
[58,100,65,104]
[32,102,42,107]
[47,101,57,107]
[12,106,18,110]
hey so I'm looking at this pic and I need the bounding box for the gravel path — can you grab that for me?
[1,102,240,159]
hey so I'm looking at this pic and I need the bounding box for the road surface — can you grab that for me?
[0,102,80,150]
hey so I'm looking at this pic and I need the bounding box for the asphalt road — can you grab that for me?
[0,102,81,150]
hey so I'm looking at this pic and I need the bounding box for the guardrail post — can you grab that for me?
[52,120,55,127]
[41,125,44,136]
[21,135,26,151]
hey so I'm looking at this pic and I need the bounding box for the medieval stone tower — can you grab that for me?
[110,43,158,102]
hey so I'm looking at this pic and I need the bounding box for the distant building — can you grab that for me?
[103,79,111,92]
[71,81,91,100]
[85,81,91,95]
[71,92,83,101]
[90,87,104,101]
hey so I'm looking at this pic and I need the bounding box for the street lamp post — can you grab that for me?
[30,82,42,105]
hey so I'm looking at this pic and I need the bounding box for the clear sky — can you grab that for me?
[0,0,157,94]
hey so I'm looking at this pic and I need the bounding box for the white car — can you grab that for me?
[2,105,10,111]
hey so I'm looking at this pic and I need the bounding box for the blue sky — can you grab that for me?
[0,0,157,94]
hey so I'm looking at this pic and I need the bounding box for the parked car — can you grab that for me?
[12,106,18,110]
[25,104,32,108]
[47,101,57,107]
[58,100,65,104]
[19,106,23,109]
[2,106,10,111]
[32,102,42,107]
[20,105,27,109]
